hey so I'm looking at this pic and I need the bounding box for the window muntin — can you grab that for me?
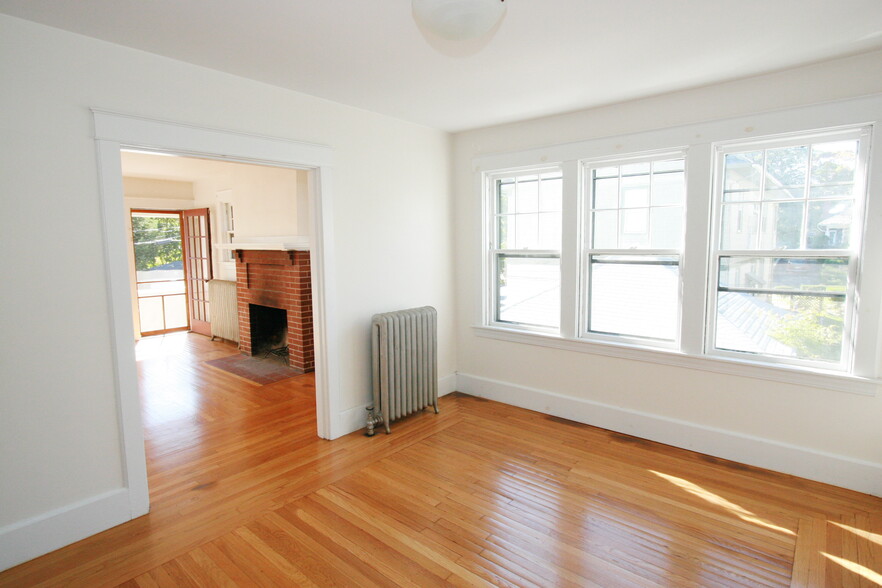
[490,170,562,330]
[583,156,686,343]
[711,130,866,368]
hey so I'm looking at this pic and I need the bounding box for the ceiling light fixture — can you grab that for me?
[412,0,506,41]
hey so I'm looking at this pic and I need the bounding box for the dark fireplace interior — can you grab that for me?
[249,304,288,360]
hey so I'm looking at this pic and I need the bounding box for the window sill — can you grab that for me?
[472,325,880,396]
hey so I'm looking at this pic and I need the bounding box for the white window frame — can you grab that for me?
[484,166,563,334]
[475,94,882,396]
[706,127,871,372]
[579,149,688,350]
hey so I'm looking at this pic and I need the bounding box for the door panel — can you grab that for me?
[182,208,213,337]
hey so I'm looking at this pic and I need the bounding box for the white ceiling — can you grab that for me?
[3,1,882,132]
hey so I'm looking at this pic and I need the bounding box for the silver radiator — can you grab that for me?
[208,279,239,343]
[366,306,438,435]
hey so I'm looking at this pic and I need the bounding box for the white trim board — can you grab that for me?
[455,373,882,498]
[0,489,131,572]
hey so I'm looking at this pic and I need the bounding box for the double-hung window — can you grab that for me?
[488,169,563,331]
[582,154,686,346]
[479,98,881,390]
[709,128,869,369]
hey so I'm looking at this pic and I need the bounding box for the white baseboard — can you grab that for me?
[336,374,458,437]
[456,373,882,498]
[0,488,134,572]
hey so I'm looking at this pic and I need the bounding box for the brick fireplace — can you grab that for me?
[235,249,314,373]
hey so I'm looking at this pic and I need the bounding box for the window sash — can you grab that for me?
[487,167,563,332]
[491,252,561,330]
[580,152,686,348]
[583,253,681,345]
[707,127,869,370]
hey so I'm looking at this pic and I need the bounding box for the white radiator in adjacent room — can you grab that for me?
[208,279,239,343]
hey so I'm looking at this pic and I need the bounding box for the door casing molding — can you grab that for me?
[92,109,339,518]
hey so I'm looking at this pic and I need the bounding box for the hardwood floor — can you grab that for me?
[1,333,880,587]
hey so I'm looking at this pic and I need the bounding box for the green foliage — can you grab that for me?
[770,300,843,362]
[132,216,182,271]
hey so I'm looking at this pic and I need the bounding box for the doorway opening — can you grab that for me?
[95,109,339,520]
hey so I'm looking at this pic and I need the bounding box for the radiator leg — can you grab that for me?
[433,403,439,414]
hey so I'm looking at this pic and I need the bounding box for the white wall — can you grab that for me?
[188,161,304,240]
[0,13,453,567]
[453,51,882,495]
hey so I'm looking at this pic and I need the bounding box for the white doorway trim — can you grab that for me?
[92,110,339,517]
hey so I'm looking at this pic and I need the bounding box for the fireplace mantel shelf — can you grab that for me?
[215,236,310,252]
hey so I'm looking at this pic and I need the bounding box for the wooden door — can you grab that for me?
[182,208,213,337]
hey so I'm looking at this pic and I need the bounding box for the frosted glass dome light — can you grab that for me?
[412,0,506,41]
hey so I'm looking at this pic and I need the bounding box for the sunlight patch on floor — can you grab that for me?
[830,521,882,547]
[650,470,795,535]
[822,552,882,585]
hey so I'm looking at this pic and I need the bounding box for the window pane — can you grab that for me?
[724,151,763,193]
[538,212,561,250]
[594,166,618,179]
[620,209,650,248]
[810,184,854,199]
[137,280,185,297]
[651,171,685,206]
[539,177,562,211]
[650,206,684,249]
[516,178,539,213]
[723,189,761,203]
[163,294,188,329]
[589,255,679,340]
[497,256,560,328]
[132,212,183,280]
[515,214,538,249]
[715,292,845,362]
[593,210,618,248]
[764,188,804,200]
[621,162,650,176]
[807,200,853,249]
[594,178,618,209]
[810,140,858,187]
[759,201,803,250]
[716,256,848,363]
[652,159,684,173]
[719,256,847,290]
[498,215,512,248]
[621,174,650,208]
[720,202,760,249]
[764,146,807,190]
[498,180,515,214]
[138,296,164,333]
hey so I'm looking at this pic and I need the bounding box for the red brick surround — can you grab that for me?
[235,249,314,373]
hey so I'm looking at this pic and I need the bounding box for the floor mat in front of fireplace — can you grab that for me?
[205,354,303,385]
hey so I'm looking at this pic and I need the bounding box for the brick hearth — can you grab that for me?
[235,249,314,373]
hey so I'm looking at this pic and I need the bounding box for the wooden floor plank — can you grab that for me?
[1,332,880,587]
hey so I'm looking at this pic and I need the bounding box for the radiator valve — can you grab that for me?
[365,405,385,436]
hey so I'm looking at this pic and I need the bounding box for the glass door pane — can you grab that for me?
[132,211,188,335]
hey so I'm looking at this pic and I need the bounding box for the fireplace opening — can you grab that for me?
[249,304,288,361]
